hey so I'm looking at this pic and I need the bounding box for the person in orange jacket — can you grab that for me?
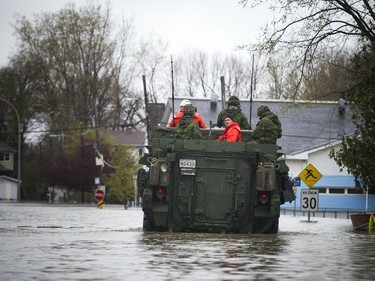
[168,99,207,128]
[217,114,242,142]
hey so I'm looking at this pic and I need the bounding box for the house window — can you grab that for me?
[317,188,327,194]
[347,188,363,194]
[328,188,345,194]
[0,152,11,161]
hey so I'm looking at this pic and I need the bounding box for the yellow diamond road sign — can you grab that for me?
[298,163,322,188]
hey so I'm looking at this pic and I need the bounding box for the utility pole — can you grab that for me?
[220,76,226,110]
[142,75,150,144]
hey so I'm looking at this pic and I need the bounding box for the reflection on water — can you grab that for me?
[138,232,288,280]
[0,203,374,281]
[346,236,375,280]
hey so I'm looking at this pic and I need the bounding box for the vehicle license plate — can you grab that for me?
[179,159,196,168]
[181,168,195,176]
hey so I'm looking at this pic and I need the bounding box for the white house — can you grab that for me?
[0,142,19,201]
[0,175,18,201]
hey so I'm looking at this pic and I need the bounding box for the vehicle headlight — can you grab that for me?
[160,163,169,172]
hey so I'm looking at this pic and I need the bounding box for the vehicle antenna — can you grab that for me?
[249,54,254,130]
[142,75,150,143]
[171,55,175,121]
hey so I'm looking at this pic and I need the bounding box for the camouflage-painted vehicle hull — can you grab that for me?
[137,128,295,234]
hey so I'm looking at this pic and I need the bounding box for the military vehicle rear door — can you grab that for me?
[172,153,253,230]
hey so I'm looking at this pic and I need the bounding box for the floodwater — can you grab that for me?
[0,204,374,281]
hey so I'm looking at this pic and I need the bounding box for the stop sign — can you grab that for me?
[94,189,105,201]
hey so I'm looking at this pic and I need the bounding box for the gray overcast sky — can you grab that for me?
[0,0,270,66]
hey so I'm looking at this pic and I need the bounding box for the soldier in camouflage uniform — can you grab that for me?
[251,105,282,144]
[217,96,250,129]
[175,104,203,140]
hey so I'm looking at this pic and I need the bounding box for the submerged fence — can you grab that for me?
[280,208,372,219]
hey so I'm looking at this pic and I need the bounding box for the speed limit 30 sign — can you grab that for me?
[301,189,319,212]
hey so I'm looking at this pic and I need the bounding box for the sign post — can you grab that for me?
[94,189,105,209]
[300,189,319,221]
[298,164,322,222]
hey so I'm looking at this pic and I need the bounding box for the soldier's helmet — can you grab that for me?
[180,99,191,107]
[257,105,270,117]
[183,104,195,117]
[228,96,240,107]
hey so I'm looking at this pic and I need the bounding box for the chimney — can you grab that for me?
[210,93,218,109]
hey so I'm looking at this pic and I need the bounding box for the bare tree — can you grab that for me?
[172,51,258,100]
[135,34,169,103]
[223,55,250,98]
[264,51,301,99]
[301,49,353,100]
[194,51,209,97]
[177,51,201,97]
[240,0,375,97]
[240,0,375,192]
[208,52,226,97]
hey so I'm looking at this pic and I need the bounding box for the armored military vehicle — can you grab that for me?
[137,127,295,234]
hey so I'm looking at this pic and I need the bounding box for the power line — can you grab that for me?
[23,124,134,135]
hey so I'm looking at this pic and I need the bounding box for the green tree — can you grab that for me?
[102,145,139,205]
[40,126,111,202]
[0,68,21,145]
[0,58,42,198]
[0,57,39,146]
[330,44,375,193]
[3,2,146,199]
[13,2,137,132]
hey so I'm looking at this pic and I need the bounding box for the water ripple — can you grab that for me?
[1,204,374,281]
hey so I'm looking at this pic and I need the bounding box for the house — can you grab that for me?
[0,142,18,201]
[0,142,16,173]
[104,129,146,147]
[156,96,374,212]
[0,176,18,201]
[104,128,147,156]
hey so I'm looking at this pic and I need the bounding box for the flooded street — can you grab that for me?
[0,203,374,281]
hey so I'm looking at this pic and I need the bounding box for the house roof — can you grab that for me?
[0,142,17,153]
[104,130,146,147]
[0,175,20,183]
[159,97,356,155]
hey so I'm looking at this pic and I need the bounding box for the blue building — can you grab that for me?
[284,175,375,212]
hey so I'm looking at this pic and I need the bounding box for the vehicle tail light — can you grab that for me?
[155,187,165,200]
[259,192,268,204]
